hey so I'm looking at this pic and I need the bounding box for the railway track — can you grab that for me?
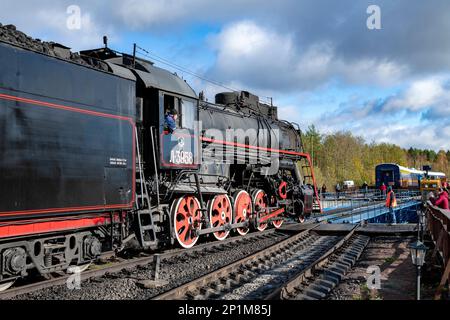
[152,224,368,300]
[270,234,370,300]
[2,223,369,300]
[0,228,286,300]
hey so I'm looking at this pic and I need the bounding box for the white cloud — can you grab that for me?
[2,0,450,151]
[0,2,115,50]
[304,76,450,150]
[208,21,296,89]
[339,59,408,87]
[116,0,190,29]
[314,112,450,150]
[34,8,114,49]
[385,77,448,112]
[207,20,409,93]
[114,0,262,30]
[1,1,448,91]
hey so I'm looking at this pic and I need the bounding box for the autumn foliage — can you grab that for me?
[302,125,449,190]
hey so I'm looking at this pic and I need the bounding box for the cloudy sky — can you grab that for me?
[2,1,450,150]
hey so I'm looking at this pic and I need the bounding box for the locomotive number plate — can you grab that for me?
[170,150,194,165]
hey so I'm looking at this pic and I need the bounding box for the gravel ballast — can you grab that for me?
[13,232,290,300]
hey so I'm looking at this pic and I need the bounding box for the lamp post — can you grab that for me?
[408,240,428,300]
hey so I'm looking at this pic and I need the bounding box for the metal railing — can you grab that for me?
[425,202,450,299]
[320,189,420,210]
[321,189,381,201]
[318,190,421,224]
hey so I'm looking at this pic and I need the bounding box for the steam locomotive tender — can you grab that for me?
[0,37,320,284]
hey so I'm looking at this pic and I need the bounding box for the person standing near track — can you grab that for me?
[380,182,387,197]
[335,183,341,199]
[385,186,397,224]
[430,187,449,210]
[362,181,368,197]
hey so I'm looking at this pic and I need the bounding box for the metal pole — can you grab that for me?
[419,208,424,242]
[419,220,423,242]
[132,43,137,68]
[149,127,160,207]
[417,265,421,300]
[359,201,362,223]
[417,213,421,242]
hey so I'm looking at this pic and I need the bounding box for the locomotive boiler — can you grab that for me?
[0,25,321,285]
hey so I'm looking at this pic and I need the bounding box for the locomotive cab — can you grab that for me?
[158,92,200,169]
[129,65,200,172]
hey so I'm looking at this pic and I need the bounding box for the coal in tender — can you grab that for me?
[0,24,109,71]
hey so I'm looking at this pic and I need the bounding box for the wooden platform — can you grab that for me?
[277,222,418,236]
[356,223,418,235]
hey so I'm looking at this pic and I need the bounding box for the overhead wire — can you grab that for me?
[134,44,273,105]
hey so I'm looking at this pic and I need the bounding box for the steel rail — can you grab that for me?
[264,225,358,300]
[0,255,155,300]
[284,234,370,300]
[152,224,321,300]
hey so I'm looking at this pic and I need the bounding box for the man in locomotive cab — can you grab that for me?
[161,93,198,167]
[165,108,178,133]
[163,93,182,134]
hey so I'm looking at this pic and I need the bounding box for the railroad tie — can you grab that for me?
[333,261,352,270]
[322,273,340,285]
[194,287,218,300]
[211,281,226,292]
[243,270,256,280]
[324,269,344,281]
[326,265,347,276]
[315,278,338,288]
[308,283,333,294]
[292,294,318,301]
[340,256,356,265]
[303,288,327,299]
[224,278,239,288]
[342,250,359,259]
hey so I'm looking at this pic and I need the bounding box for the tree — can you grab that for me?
[302,125,322,167]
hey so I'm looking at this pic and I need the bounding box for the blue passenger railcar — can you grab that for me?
[375,163,423,188]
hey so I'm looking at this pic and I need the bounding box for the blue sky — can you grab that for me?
[2,0,450,150]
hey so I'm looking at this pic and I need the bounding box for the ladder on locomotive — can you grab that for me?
[135,128,157,249]
[299,156,322,213]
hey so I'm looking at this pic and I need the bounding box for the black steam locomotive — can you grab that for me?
[0,27,320,284]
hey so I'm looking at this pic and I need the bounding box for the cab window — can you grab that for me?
[181,99,196,130]
[162,93,197,132]
[163,94,180,128]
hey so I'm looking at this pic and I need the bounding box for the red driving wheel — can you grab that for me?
[252,189,268,232]
[233,190,252,236]
[171,196,202,248]
[208,194,232,241]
